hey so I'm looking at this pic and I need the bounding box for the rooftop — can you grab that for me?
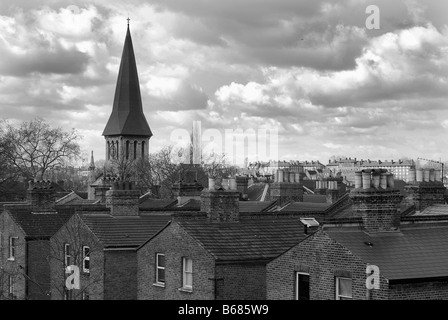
[80,213,171,248]
[3,204,76,238]
[325,220,448,281]
[175,214,312,262]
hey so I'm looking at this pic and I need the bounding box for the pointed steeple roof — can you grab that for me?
[89,150,95,170]
[102,23,153,137]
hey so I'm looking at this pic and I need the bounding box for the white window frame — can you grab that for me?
[335,277,352,300]
[82,246,90,273]
[182,257,193,290]
[8,237,18,261]
[8,275,14,297]
[64,243,71,267]
[82,291,90,300]
[295,272,310,300]
[155,253,165,285]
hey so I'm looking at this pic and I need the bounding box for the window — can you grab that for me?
[82,291,90,300]
[64,243,71,267]
[336,277,352,300]
[8,275,14,298]
[295,272,310,300]
[141,141,145,158]
[182,257,193,289]
[155,253,165,285]
[133,141,137,159]
[83,246,90,273]
[9,237,18,260]
[126,140,130,160]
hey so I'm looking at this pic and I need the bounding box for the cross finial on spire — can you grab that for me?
[127,17,130,26]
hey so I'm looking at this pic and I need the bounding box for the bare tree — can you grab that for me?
[1,118,82,180]
[49,214,104,300]
[134,146,182,198]
[0,121,19,187]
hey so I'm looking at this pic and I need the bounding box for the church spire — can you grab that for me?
[102,21,152,138]
[89,150,95,170]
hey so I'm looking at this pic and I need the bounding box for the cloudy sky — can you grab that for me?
[0,0,447,166]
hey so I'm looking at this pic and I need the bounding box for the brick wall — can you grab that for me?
[26,181,56,212]
[106,189,140,216]
[350,189,402,233]
[389,281,448,300]
[27,240,51,299]
[266,230,389,300]
[0,212,27,300]
[269,182,303,206]
[215,263,267,300]
[137,221,215,300]
[104,250,137,300]
[50,214,104,300]
[200,190,240,222]
[404,183,446,212]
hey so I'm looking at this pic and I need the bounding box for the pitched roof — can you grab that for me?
[177,215,310,262]
[277,201,329,213]
[4,205,75,238]
[417,204,448,216]
[239,201,276,213]
[139,198,177,210]
[325,222,448,280]
[80,214,170,248]
[102,25,152,137]
[303,194,327,203]
[247,183,267,201]
[176,199,201,209]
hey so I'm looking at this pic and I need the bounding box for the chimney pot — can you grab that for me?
[208,178,215,190]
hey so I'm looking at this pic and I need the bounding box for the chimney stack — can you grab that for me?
[350,170,403,233]
[326,180,339,204]
[150,185,161,199]
[201,177,240,222]
[27,180,57,212]
[172,168,204,205]
[269,169,304,206]
[404,167,446,211]
[236,176,249,200]
[315,180,327,195]
[106,180,140,216]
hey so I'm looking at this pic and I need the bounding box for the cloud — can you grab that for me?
[1,0,448,163]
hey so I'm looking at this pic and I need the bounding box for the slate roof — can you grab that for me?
[303,194,327,203]
[239,201,276,213]
[80,214,171,248]
[4,205,76,238]
[139,198,177,210]
[326,222,448,280]
[278,201,330,213]
[74,191,88,199]
[176,199,201,209]
[176,215,311,262]
[102,25,152,137]
[247,183,268,201]
[416,204,448,215]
